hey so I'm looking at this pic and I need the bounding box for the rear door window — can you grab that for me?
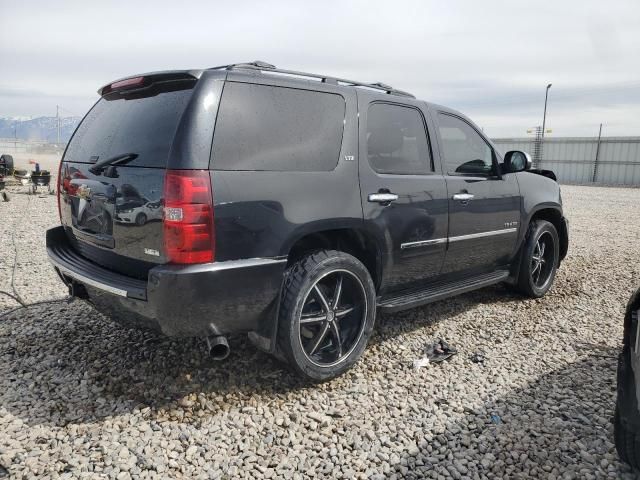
[212,82,345,171]
[64,88,193,168]
[366,103,432,175]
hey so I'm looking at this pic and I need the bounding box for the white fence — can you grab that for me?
[492,137,640,186]
[2,137,639,186]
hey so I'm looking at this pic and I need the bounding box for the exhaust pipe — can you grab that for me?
[206,335,230,361]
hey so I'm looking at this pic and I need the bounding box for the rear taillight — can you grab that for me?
[110,76,145,90]
[56,160,63,221]
[163,170,215,264]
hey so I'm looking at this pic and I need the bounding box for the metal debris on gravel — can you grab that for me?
[1,184,639,479]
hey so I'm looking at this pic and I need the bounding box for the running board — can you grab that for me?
[377,270,509,313]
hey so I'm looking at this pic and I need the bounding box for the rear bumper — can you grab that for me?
[46,226,286,337]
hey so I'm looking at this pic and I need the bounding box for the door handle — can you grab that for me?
[368,192,399,204]
[452,193,475,201]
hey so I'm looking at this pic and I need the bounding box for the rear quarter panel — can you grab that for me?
[210,79,361,261]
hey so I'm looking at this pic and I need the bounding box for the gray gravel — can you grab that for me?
[1,184,639,479]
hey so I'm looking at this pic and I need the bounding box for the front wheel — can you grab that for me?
[135,212,147,226]
[276,250,376,382]
[516,219,559,297]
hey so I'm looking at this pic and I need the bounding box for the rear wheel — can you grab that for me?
[516,219,559,297]
[276,250,376,382]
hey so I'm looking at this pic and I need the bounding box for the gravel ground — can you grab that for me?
[0,184,639,479]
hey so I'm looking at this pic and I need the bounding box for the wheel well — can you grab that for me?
[287,229,381,290]
[530,208,568,260]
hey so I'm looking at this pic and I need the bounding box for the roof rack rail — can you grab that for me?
[208,61,415,98]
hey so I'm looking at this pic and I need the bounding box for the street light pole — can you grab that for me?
[541,83,552,140]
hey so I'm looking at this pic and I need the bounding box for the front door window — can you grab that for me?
[437,113,494,176]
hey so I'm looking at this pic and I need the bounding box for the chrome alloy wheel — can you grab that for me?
[298,269,367,367]
[530,231,555,288]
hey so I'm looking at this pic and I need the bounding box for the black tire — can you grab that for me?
[615,405,640,470]
[615,294,640,471]
[516,219,559,297]
[276,250,376,382]
[0,154,14,174]
[135,212,147,226]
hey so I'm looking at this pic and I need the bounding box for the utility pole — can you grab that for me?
[541,83,552,140]
[56,104,60,145]
[592,123,603,183]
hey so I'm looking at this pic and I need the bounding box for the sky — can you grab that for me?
[1,0,639,138]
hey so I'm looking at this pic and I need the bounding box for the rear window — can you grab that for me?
[211,82,345,171]
[64,88,193,168]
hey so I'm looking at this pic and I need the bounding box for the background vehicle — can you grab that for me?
[0,172,6,202]
[615,287,640,469]
[47,62,569,381]
[115,191,162,226]
[0,154,13,177]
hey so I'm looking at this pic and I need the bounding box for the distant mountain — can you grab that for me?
[0,116,82,143]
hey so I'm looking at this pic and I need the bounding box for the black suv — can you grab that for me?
[47,61,569,381]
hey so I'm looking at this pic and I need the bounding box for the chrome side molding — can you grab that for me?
[401,238,447,250]
[400,227,518,250]
[448,228,518,242]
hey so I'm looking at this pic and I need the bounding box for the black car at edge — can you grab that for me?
[47,61,569,381]
[616,287,640,468]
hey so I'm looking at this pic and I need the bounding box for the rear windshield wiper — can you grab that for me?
[89,153,138,175]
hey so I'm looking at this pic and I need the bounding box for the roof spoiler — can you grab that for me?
[98,71,199,96]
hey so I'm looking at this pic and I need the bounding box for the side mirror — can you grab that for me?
[503,150,532,173]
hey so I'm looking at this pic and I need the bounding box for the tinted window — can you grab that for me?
[65,89,193,168]
[366,103,431,175]
[212,83,345,171]
[437,113,494,175]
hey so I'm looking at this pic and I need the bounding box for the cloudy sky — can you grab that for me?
[1,0,639,137]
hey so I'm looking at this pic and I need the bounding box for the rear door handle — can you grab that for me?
[368,193,399,204]
[452,193,475,201]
